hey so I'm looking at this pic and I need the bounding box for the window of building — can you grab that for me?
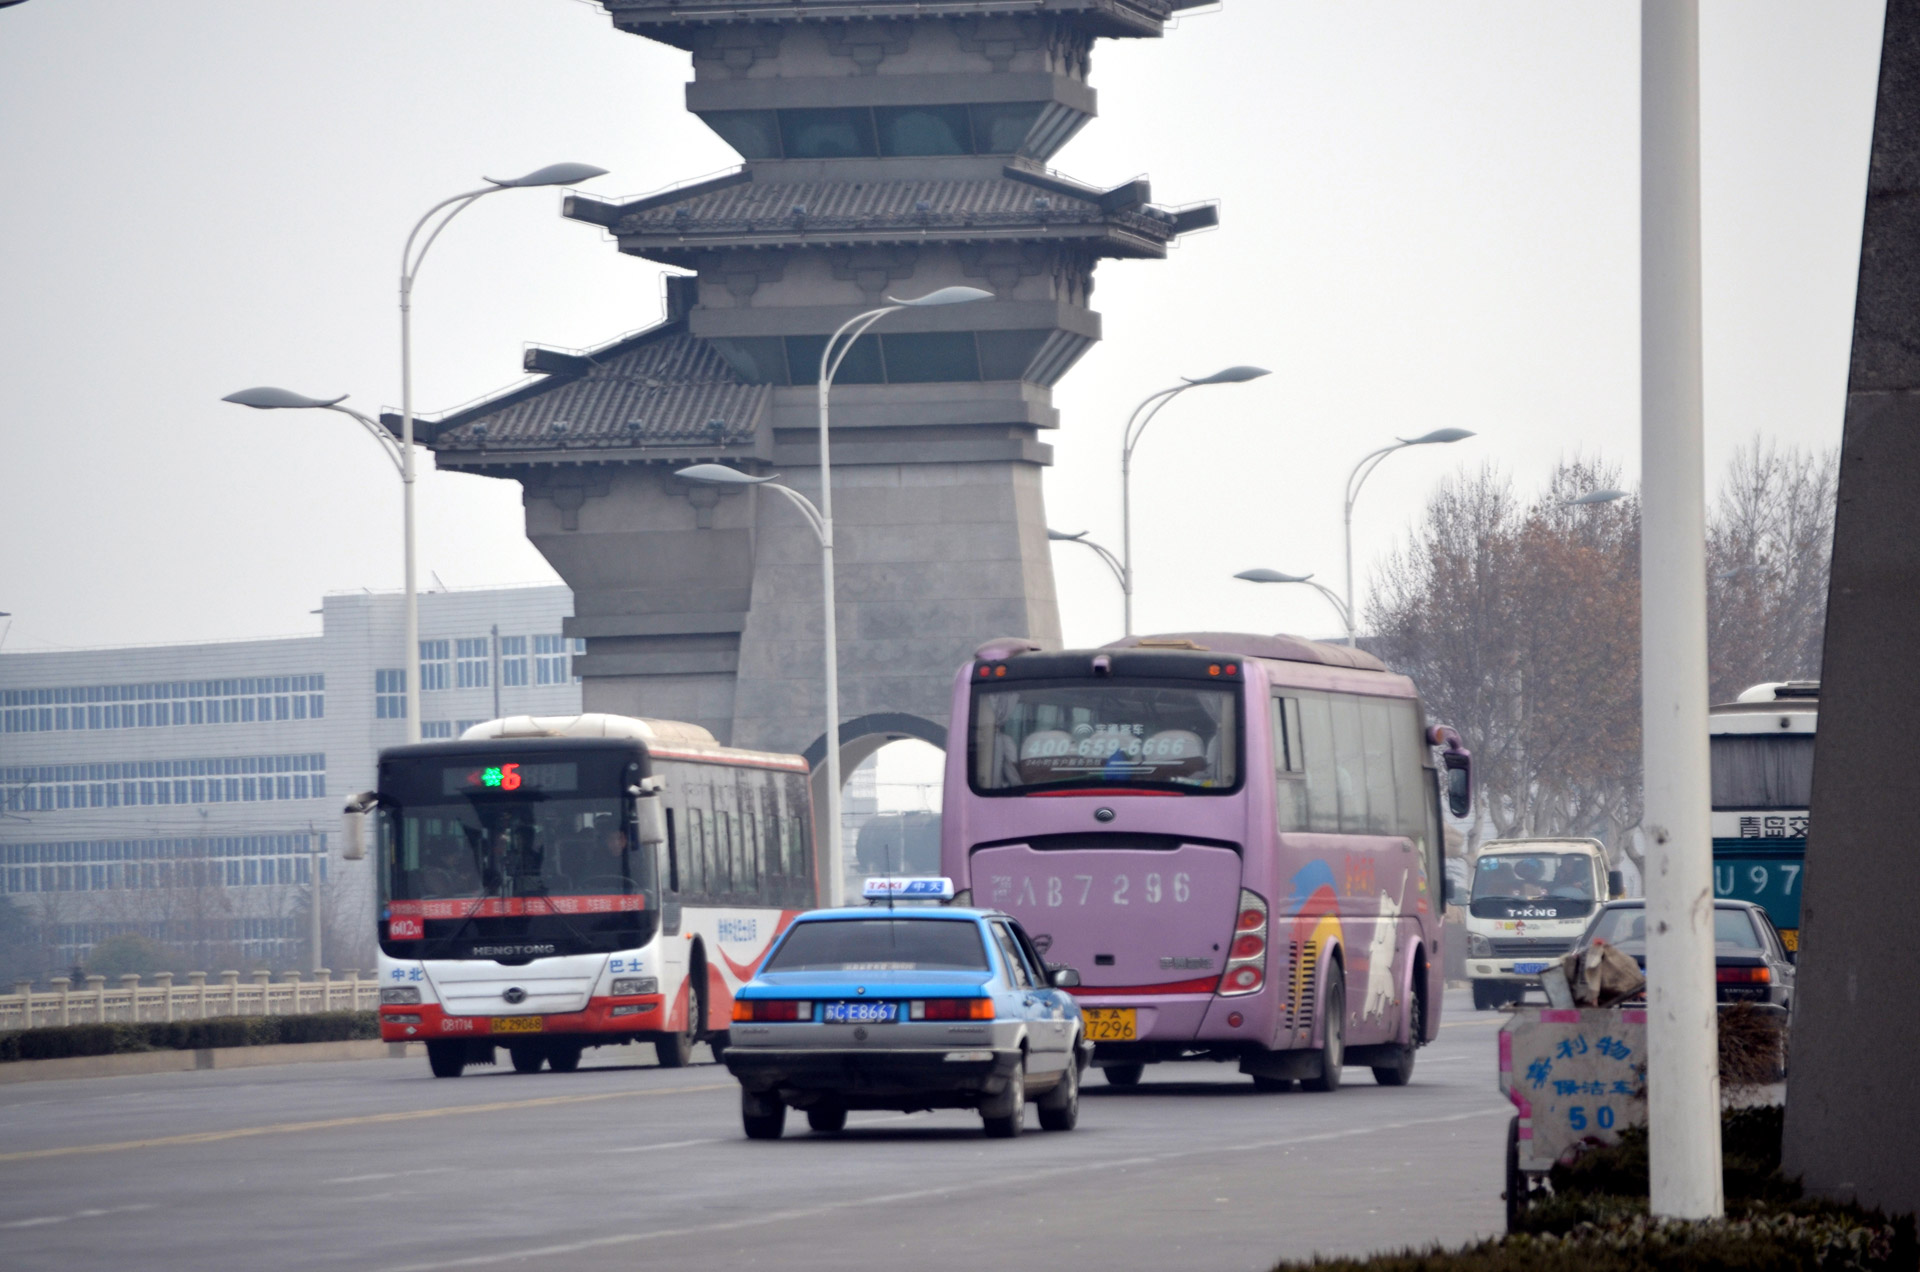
[375,669,407,718]
[534,636,572,686]
[421,722,454,740]
[2,675,324,734]
[456,637,490,689]
[499,636,528,687]
[419,640,451,692]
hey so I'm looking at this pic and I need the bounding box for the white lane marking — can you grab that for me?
[379,1105,1509,1272]
[323,1167,459,1186]
[0,1203,157,1230]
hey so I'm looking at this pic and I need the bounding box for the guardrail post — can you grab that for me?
[154,972,175,1022]
[314,968,331,1013]
[118,974,141,1022]
[252,970,272,1016]
[11,981,31,1031]
[219,970,240,1017]
[187,971,207,1022]
[52,977,71,1026]
[282,970,303,1016]
[85,975,107,1024]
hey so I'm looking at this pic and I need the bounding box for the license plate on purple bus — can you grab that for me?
[823,1001,898,1024]
[1513,961,1551,975]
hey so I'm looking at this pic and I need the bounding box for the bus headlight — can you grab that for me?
[381,987,422,1005]
[1467,934,1492,958]
[612,977,658,997]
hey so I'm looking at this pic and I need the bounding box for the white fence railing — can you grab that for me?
[1,970,378,1033]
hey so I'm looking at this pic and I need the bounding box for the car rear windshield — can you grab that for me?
[763,919,990,972]
[1589,906,1763,951]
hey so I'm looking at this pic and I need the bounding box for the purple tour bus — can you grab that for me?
[942,633,1472,1092]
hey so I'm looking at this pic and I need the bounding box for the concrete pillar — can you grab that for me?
[50,977,70,1027]
[154,972,175,1022]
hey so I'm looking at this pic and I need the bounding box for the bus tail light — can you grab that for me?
[911,998,995,1021]
[1219,889,1268,998]
[733,999,811,1022]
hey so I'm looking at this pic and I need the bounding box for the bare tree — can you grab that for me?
[1706,441,1837,703]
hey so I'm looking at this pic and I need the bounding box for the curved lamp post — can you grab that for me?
[1120,365,1270,635]
[1566,488,1629,507]
[1342,427,1475,647]
[227,162,606,744]
[1048,529,1126,624]
[1233,567,1353,642]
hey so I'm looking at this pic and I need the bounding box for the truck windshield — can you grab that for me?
[969,681,1239,794]
[1469,852,1596,920]
[764,919,989,972]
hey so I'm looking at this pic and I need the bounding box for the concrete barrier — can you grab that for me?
[0,1039,426,1085]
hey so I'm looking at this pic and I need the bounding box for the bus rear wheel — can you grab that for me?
[426,1041,466,1079]
[1301,973,1345,1093]
[1372,989,1421,1087]
[657,979,700,1068]
[1102,1063,1144,1089]
[509,1046,545,1074]
[548,1044,583,1073]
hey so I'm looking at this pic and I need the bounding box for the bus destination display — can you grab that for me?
[441,761,579,796]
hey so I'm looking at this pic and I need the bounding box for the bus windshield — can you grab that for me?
[970,681,1239,794]
[390,797,645,902]
[1469,852,1596,919]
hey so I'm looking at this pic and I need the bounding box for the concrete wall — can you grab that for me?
[1781,0,1920,1214]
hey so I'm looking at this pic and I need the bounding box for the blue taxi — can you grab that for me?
[723,879,1089,1139]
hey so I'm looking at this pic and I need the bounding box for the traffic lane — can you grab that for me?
[0,1041,693,1157]
[364,1010,1509,1272]
[0,1006,1510,1272]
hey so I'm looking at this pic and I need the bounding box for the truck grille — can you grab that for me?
[1491,938,1574,958]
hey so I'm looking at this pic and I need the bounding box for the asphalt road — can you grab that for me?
[0,989,1512,1272]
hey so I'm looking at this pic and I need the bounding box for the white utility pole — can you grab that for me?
[1640,0,1723,1220]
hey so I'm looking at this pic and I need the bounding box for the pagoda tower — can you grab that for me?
[414,0,1218,774]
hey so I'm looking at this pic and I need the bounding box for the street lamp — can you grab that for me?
[1048,529,1126,622]
[1565,488,1629,507]
[678,285,989,906]
[226,162,606,743]
[1342,428,1475,647]
[1120,366,1270,635]
[1233,568,1353,641]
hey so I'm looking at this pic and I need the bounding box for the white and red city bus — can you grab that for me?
[359,714,817,1078]
[942,634,1471,1091]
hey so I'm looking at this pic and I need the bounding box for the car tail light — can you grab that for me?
[732,999,811,1022]
[1218,889,1268,998]
[1716,967,1771,984]
[910,998,994,1021]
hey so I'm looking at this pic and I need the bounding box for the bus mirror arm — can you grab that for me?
[1608,869,1625,900]
[1428,726,1473,820]
[633,790,667,848]
[341,791,378,861]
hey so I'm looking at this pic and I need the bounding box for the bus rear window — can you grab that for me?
[970,682,1239,793]
[764,919,989,971]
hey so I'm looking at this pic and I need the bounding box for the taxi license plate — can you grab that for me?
[493,1016,544,1034]
[1513,961,1550,975]
[1082,1008,1137,1042]
[824,1001,898,1024]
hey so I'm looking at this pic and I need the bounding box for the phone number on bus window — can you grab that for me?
[990,873,1193,908]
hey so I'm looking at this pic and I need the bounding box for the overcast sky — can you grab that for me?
[0,0,1885,663]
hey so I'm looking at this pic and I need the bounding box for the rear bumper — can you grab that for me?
[724,1047,1022,1105]
[378,997,665,1042]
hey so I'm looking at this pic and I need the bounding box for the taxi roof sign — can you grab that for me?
[862,877,955,902]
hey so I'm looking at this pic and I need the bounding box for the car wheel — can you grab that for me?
[1301,972,1345,1093]
[509,1046,545,1074]
[1037,1052,1080,1132]
[1102,1063,1145,1089]
[806,1105,848,1134]
[742,1089,786,1141]
[547,1044,583,1074]
[1472,981,1498,1011]
[1505,1114,1528,1233]
[426,1041,466,1079]
[706,1031,730,1064]
[981,1062,1026,1138]
[1251,1075,1295,1093]
[1372,990,1421,1087]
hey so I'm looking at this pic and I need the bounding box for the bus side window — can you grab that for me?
[1326,694,1369,834]
[664,808,680,893]
[1359,698,1399,836]
[1294,692,1340,833]
[690,807,709,895]
[1387,699,1428,841]
[1272,697,1308,832]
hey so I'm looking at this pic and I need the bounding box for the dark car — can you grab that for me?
[1578,898,1794,1009]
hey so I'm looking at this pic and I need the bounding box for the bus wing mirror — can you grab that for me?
[341,791,378,861]
[634,792,667,847]
[1443,753,1472,819]
[1608,869,1625,900]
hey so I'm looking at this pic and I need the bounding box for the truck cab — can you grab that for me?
[1462,838,1617,1010]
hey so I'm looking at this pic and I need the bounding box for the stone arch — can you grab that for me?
[804,712,949,897]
